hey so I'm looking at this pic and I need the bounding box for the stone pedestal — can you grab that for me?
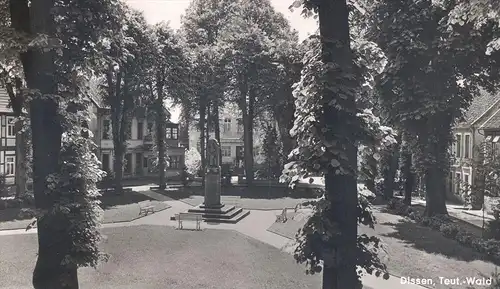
[177,138,249,224]
[204,166,221,208]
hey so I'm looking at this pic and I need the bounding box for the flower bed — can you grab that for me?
[387,199,500,265]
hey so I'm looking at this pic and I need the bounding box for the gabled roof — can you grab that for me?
[480,107,500,129]
[459,89,500,127]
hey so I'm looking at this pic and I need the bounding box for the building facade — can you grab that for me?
[0,87,17,185]
[90,98,186,180]
[188,103,265,169]
[450,90,500,198]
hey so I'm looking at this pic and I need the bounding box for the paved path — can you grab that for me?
[0,189,427,289]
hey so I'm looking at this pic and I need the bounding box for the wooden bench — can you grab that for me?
[276,208,288,223]
[139,205,155,216]
[177,213,202,230]
[294,203,301,213]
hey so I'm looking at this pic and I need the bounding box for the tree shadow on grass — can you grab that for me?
[164,185,323,200]
[0,207,33,222]
[99,190,155,210]
[381,219,498,265]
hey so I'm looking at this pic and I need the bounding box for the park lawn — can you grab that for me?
[364,208,497,289]
[0,190,169,230]
[0,225,322,289]
[269,206,497,289]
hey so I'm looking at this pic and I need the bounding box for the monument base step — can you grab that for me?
[188,205,241,219]
[188,204,235,215]
[171,208,250,224]
[203,210,250,224]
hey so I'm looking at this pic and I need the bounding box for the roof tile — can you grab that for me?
[459,89,499,126]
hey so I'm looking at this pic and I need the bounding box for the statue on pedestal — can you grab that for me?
[204,139,221,207]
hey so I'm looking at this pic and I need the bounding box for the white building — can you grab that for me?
[0,87,17,185]
[188,103,265,169]
[89,97,186,180]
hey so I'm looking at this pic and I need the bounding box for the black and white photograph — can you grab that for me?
[1,0,500,288]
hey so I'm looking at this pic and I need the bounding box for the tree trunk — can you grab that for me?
[213,101,221,166]
[276,113,294,162]
[319,0,358,288]
[10,0,79,288]
[199,99,206,182]
[156,72,166,190]
[242,87,255,186]
[424,166,448,216]
[402,151,414,206]
[274,84,295,163]
[471,167,485,210]
[366,148,377,194]
[383,134,402,200]
[423,128,449,216]
[206,101,211,149]
[113,146,124,194]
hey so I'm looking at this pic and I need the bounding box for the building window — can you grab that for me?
[222,146,231,157]
[166,127,178,139]
[143,156,149,168]
[6,117,15,138]
[464,173,470,186]
[236,146,244,159]
[456,134,462,158]
[223,118,231,133]
[168,156,180,169]
[126,122,132,140]
[102,119,110,140]
[102,153,110,172]
[137,122,144,140]
[464,134,471,159]
[147,122,154,134]
[455,172,461,194]
[124,153,132,174]
[5,156,14,176]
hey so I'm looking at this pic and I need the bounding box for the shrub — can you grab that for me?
[487,204,500,240]
[185,147,201,176]
[386,200,500,264]
[440,223,459,238]
[387,199,412,215]
[0,174,9,197]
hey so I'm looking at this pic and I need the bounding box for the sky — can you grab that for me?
[124,0,318,122]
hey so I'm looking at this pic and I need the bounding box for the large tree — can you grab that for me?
[218,0,297,185]
[283,0,396,288]
[102,7,153,194]
[369,0,500,216]
[180,0,234,171]
[4,0,118,287]
[148,23,190,189]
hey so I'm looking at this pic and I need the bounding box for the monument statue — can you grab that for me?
[204,138,221,208]
[207,139,219,167]
[185,137,250,224]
